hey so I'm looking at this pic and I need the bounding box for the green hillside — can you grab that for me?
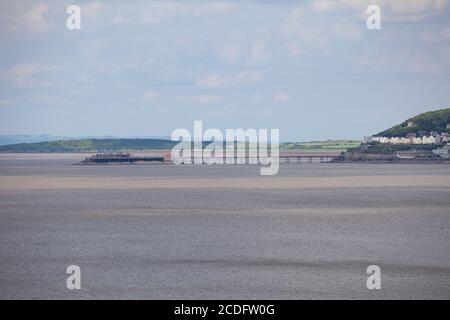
[376,108,450,137]
[280,140,361,150]
[0,138,361,153]
[0,139,178,152]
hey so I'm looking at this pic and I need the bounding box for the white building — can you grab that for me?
[390,137,401,144]
[400,137,412,144]
[432,146,450,158]
[413,137,422,144]
[370,136,381,142]
[422,136,436,144]
[370,132,448,145]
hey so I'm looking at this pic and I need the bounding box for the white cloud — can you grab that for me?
[0,0,237,33]
[196,74,226,87]
[312,0,339,12]
[281,7,307,40]
[10,64,39,79]
[273,92,291,103]
[196,70,265,88]
[83,2,102,19]
[188,1,236,16]
[129,91,159,108]
[0,98,15,108]
[442,27,450,40]
[0,3,53,34]
[285,42,307,57]
[250,40,271,63]
[25,3,50,28]
[297,0,450,75]
[217,38,271,64]
[281,5,361,57]
[6,63,62,86]
[140,91,158,103]
[312,0,449,22]
[142,1,236,24]
[234,70,265,84]
[245,94,264,102]
[177,94,224,104]
[218,43,243,61]
[422,26,450,44]
[130,91,159,105]
[112,15,125,25]
[355,50,442,75]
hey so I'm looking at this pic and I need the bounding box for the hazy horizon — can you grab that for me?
[0,106,445,141]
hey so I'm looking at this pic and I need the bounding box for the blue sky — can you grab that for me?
[0,0,449,141]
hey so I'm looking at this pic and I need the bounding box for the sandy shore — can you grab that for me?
[1,174,449,190]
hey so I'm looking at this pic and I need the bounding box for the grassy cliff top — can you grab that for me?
[0,138,360,153]
[0,139,178,152]
[376,108,450,137]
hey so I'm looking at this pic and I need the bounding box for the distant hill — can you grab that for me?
[376,108,450,137]
[0,134,68,146]
[280,140,361,150]
[0,138,361,153]
[0,135,171,146]
[0,139,178,152]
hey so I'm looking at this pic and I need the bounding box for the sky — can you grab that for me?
[0,0,449,141]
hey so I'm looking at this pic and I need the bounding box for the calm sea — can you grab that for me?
[0,154,449,299]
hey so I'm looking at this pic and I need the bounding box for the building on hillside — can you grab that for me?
[418,130,427,137]
[371,136,381,142]
[390,137,401,144]
[430,131,439,137]
[432,145,450,158]
[363,136,376,143]
[370,132,447,145]
[400,137,412,144]
[422,136,432,144]
[422,136,440,144]
[447,123,450,130]
[413,137,422,144]
[407,121,416,127]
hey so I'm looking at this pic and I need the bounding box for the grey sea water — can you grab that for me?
[0,155,449,299]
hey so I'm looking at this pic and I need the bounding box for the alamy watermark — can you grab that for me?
[366,265,381,290]
[171,121,280,175]
[66,265,81,290]
[366,5,381,30]
[65,4,381,31]
[66,5,81,30]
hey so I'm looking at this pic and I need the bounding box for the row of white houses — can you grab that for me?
[366,134,449,145]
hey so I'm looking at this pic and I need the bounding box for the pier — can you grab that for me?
[80,153,164,164]
[174,152,341,164]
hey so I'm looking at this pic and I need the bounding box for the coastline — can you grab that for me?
[332,158,450,164]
